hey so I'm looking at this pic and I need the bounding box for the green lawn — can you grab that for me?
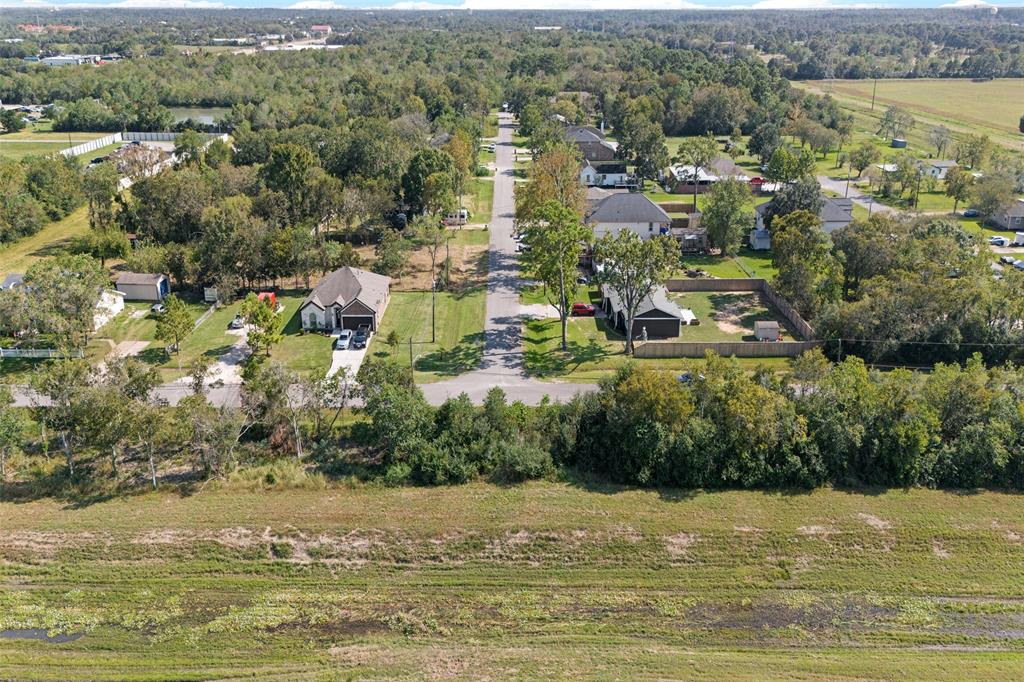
[524,310,792,382]
[370,288,487,383]
[668,291,797,342]
[463,177,494,223]
[678,253,749,279]
[2,482,1024,679]
[268,291,334,376]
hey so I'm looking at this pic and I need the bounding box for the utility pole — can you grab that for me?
[870,77,878,112]
[845,160,852,198]
[408,337,414,386]
[431,280,436,344]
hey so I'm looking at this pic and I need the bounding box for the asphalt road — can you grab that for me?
[816,174,898,216]
[420,112,596,406]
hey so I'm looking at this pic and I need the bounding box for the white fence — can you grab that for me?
[59,133,121,158]
[0,348,84,359]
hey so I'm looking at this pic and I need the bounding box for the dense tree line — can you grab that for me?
[4,352,1024,497]
[0,155,83,243]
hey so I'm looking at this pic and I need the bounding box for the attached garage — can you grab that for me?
[300,266,391,333]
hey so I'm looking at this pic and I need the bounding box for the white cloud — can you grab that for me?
[746,0,882,8]
[940,0,994,7]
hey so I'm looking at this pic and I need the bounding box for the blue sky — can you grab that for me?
[0,0,1013,11]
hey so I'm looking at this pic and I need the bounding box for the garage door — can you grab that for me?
[340,315,375,331]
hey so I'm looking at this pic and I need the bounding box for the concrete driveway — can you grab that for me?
[327,332,369,379]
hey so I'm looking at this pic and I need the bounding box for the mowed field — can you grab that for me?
[0,131,109,161]
[2,482,1024,680]
[794,78,1024,148]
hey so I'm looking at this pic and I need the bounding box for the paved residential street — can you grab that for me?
[420,112,596,406]
[816,174,898,216]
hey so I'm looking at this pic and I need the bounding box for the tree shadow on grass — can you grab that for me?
[523,319,619,377]
[135,346,169,366]
[416,331,485,376]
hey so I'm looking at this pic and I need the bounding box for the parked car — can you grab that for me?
[1000,255,1017,265]
[228,314,245,329]
[1015,260,1024,271]
[989,236,1010,247]
[576,275,589,285]
[963,208,980,218]
[485,143,496,152]
[352,325,370,349]
[571,302,595,316]
[150,303,166,315]
[335,329,353,350]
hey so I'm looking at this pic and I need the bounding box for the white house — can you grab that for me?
[580,160,634,188]
[585,192,671,240]
[115,272,169,302]
[924,160,958,180]
[299,266,391,332]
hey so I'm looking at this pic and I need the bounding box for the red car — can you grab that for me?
[571,302,595,316]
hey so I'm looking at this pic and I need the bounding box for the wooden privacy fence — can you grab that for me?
[634,340,821,359]
[665,278,816,341]
[0,348,84,359]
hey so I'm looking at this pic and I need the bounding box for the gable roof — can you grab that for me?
[116,272,166,286]
[588,192,671,224]
[302,266,391,313]
[576,140,617,156]
[601,283,695,323]
[928,159,958,169]
[564,125,605,143]
[757,194,853,226]
[1001,199,1024,218]
[820,197,854,224]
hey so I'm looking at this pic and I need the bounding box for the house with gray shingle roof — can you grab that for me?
[586,192,672,241]
[299,266,391,332]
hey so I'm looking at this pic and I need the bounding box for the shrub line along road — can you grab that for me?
[8,113,597,409]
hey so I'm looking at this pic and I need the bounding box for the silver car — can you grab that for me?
[335,329,353,350]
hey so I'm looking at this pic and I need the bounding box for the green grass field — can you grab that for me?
[2,481,1023,680]
[794,79,1024,151]
[370,288,487,383]
[0,206,91,277]
[0,131,112,161]
[463,177,494,223]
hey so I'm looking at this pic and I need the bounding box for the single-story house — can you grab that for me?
[924,160,957,180]
[754,320,781,342]
[580,160,634,188]
[665,164,719,194]
[299,266,391,332]
[749,195,854,250]
[875,162,899,175]
[600,283,696,339]
[991,199,1024,231]
[709,156,750,181]
[586,192,671,241]
[115,272,169,301]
